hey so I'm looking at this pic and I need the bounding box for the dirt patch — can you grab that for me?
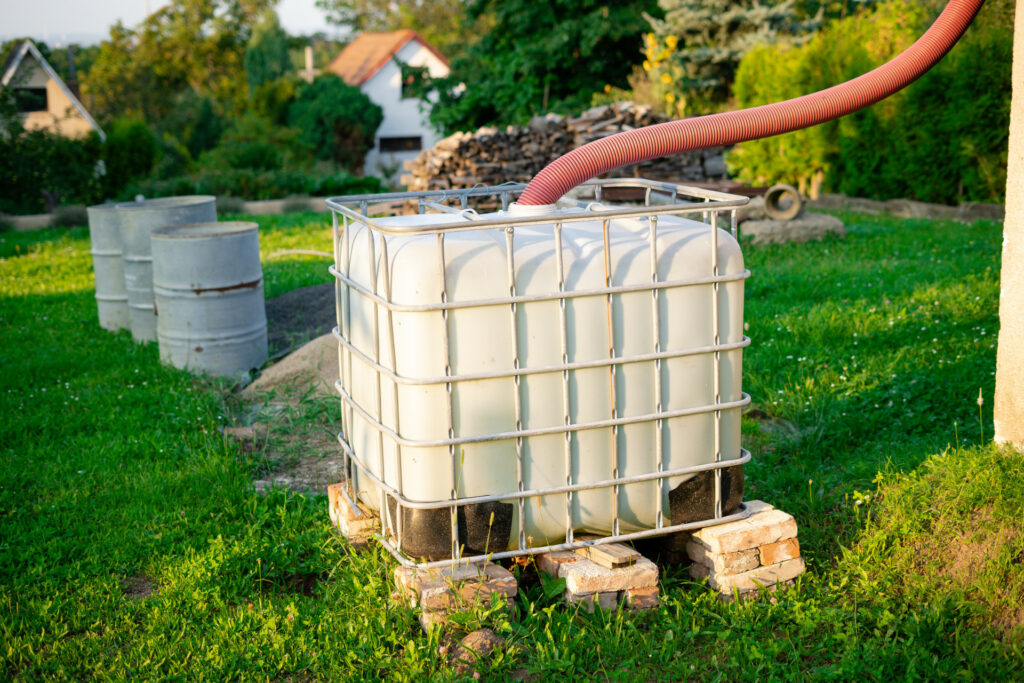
[911,507,1023,635]
[232,332,345,495]
[265,283,336,356]
[121,574,157,601]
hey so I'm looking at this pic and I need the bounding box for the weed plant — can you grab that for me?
[0,211,1020,680]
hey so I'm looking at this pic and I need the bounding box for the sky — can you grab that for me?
[0,0,337,46]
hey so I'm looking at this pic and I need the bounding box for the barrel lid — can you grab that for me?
[115,195,216,211]
[152,221,258,239]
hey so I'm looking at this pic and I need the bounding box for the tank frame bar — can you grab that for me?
[327,178,753,568]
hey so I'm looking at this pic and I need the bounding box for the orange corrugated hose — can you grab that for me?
[517,0,986,206]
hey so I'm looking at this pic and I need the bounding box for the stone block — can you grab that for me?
[536,550,580,578]
[419,597,515,631]
[759,537,801,566]
[689,562,710,580]
[560,556,658,594]
[691,506,797,555]
[741,213,845,246]
[625,586,660,612]
[686,543,760,575]
[707,557,806,594]
[327,483,379,539]
[395,562,517,613]
[720,579,796,602]
[566,590,620,612]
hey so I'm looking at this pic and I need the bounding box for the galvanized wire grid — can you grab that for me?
[327,179,753,568]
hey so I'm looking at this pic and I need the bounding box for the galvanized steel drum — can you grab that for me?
[151,222,268,377]
[86,203,130,331]
[116,196,217,342]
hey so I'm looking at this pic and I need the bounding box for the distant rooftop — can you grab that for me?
[326,29,448,87]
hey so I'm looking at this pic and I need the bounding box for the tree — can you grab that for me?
[287,74,383,172]
[245,10,293,93]
[315,0,488,61]
[82,0,274,123]
[995,0,1024,447]
[419,0,661,134]
[647,0,820,114]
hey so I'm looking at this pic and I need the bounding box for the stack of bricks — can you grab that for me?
[537,541,660,613]
[394,563,519,631]
[327,483,379,548]
[686,500,805,599]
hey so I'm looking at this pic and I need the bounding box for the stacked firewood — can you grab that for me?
[401,102,727,193]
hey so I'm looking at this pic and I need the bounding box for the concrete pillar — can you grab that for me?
[994,0,1024,447]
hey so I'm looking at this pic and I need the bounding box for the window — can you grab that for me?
[14,88,47,113]
[379,136,422,152]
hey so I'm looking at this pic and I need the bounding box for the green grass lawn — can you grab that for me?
[1,209,1021,681]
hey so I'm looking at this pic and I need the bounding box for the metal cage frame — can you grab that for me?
[327,178,753,568]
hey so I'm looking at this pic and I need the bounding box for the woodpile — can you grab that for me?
[401,102,728,193]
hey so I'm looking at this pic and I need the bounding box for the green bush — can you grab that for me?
[197,113,310,172]
[727,0,1011,204]
[121,169,381,201]
[0,95,105,214]
[288,75,382,172]
[103,118,159,197]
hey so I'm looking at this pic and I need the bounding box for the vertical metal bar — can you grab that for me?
[554,222,573,544]
[342,215,357,495]
[710,210,723,520]
[437,233,460,560]
[649,214,665,529]
[378,238,404,549]
[365,221,391,535]
[504,227,526,551]
[601,218,620,537]
[360,200,368,217]
[501,191,511,211]
[730,208,738,240]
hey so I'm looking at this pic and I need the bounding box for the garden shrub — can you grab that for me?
[122,169,381,201]
[197,113,310,172]
[727,0,1011,204]
[0,95,105,213]
[288,75,383,172]
[102,117,159,197]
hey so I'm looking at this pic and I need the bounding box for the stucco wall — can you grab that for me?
[361,41,449,181]
[10,54,95,139]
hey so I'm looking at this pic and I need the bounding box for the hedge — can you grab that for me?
[120,169,382,201]
[726,0,1011,204]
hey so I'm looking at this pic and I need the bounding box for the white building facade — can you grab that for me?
[327,31,449,182]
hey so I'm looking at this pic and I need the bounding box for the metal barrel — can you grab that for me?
[116,196,217,342]
[151,221,268,378]
[86,203,130,331]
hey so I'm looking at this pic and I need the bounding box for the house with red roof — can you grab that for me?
[326,30,449,181]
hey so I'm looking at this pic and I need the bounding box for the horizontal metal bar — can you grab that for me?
[336,383,749,448]
[374,502,754,569]
[330,265,749,313]
[337,431,748,510]
[332,199,749,235]
[334,325,748,386]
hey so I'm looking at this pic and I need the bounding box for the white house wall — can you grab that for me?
[361,41,448,182]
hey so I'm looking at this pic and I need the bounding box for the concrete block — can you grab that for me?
[536,550,580,578]
[625,586,660,612]
[759,537,801,566]
[566,590,620,612]
[691,507,797,554]
[327,483,379,539]
[707,557,806,594]
[560,556,658,594]
[395,562,517,613]
[686,543,760,575]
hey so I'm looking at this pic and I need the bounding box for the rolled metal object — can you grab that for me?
[518,0,984,206]
[86,203,130,331]
[116,196,217,342]
[151,221,268,378]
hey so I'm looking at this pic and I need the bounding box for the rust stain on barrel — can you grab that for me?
[191,279,262,295]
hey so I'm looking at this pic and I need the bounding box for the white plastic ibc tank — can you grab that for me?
[338,202,746,557]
